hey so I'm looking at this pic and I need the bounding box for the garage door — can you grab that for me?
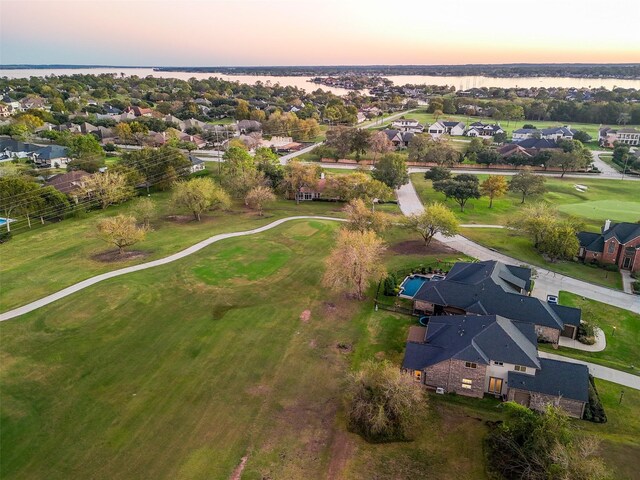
[512,390,530,406]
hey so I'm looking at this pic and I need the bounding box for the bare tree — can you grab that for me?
[97,214,147,254]
[245,186,276,216]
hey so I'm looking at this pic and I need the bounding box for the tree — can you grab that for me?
[486,403,607,480]
[322,229,386,300]
[476,149,501,165]
[171,178,230,221]
[244,186,276,216]
[547,150,590,177]
[132,197,156,228]
[114,122,133,144]
[96,214,147,254]
[254,147,284,188]
[433,174,481,212]
[573,130,591,143]
[369,131,394,162]
[371,153,409,189]
[325,126,355,159]
[538,221,581,261]
[480,175,508,208]
[120,145,190,192]
[79,171,134,209]
[617,112,631,126]
[346,360,426,442]
[493,131,507,144]
[424,142,461,166]
[235,99,251,120]
[67,134,104,162]
[325,172,393,203]
[39,186,70,222]
[407,134,433,161]
[403,202,459,246]
[509,167,546,203]
[344,198,389,234]
[0,177,41,231]
[350,129,371,160]
[508,203,558,249]
[281,161,322,204]
[424,166,451,181]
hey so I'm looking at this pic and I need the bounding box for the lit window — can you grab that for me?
[462,378,473,384]
[461,384,472,389]
[514,365,527,373]
[414,370,422,381]
[465,362,477,369]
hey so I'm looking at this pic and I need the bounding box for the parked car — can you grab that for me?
[546,295,559,304]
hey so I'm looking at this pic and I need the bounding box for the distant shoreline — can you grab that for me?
[1,63,639,80]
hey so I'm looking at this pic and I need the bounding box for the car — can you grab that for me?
[546,295,559,304]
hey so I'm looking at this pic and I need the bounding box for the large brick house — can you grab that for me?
[412,261,581,346]
[578,221,640,273]
[402,315,589,418]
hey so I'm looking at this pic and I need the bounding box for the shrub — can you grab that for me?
[603,263,619,272]
[583,375,607,423]
[383,273,399,296]
[424,166,451,181]
[632,281,640,294]
[0,230,12,243]
[578,321,596,345]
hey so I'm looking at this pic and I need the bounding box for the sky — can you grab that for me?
[1,0,639,66]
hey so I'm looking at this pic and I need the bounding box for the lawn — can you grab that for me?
[411,172,640,289]
[0,192,351,312]
[0,220,495,480]
[539,292,640,375]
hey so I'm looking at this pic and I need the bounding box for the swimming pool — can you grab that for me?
[398,275,430,298]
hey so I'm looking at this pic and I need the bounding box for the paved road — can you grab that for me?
[0,216,346,322]
[396,179,640,314]
[590,150,620,177]
[539,351,640,390]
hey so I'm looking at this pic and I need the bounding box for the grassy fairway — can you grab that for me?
[539,292,640,375]
[0,193,356,312]
[411,172,640,289]
[0,221,488,480]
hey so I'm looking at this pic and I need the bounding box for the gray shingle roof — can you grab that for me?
[513,138,560,149]
[402,315,540,371]
[507,358,589,403]
[578,223,640,252]
[414,261,581,330]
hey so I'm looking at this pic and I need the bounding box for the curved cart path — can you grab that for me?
[0,216,345,322]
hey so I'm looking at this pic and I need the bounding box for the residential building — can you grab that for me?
[577,220,640,273]
[599,126,640,147]
[412,260,581,345]
[465,122,504,139]
[512,126,574,142]
[33,145,70,168]
[45,170,90,196]
[391,118,425,133]
[382,129,415,148]
[402,315,589,418]
[188,155,206,174]
[236,120,262,134]
[296,174,327,201]
[427,121,465,137]
[497,143,533,159]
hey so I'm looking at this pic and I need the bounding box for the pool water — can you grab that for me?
[399,275,430,298]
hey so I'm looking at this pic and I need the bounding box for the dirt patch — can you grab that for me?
[246,384,271,396]
[229,455,248,480]
[300,310,312,323]
[309,339,317,349]
[326,429,355,480]
[336,342,352,353]
[389,239,457,256]
[92,250,149,263]
[164,214,218,224]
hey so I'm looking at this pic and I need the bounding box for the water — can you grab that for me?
[1,67,638,93]
[399,275,430,298]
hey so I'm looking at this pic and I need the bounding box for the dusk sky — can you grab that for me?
[1,0,639,66]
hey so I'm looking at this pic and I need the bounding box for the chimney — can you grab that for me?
[604,219,611,232]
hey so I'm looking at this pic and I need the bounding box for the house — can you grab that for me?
[33,145,70,168]
[0,105,11,118]
[512,138,562,153]
[402,314,589,418]
[45,170,90,195]
[465,122,504,139]
[182,118,209,132]
[19,96,47,110]
[577,220,640,273]
[497,143,533,159]
[124,106,154,117]
[260,136,293,149]
[512,126,574,142]
[382,129,414,148]
[427,121,465,137]
[412,260,581,345]
[599,126,640,147]
[391,118,425,133]
[296,173,327,201]
[179,133,206,148]
[0,138,41,160]
[188,155,206,174]
[236,120,262,134]
[356,112,367,124]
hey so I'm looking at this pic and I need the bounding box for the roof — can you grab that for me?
[507,358,589,403]
[514,138,560,149]
[402,315,540,371]
[414,261,581,330]
[45,170,90,194]
[35,145,69,160]
[579,222,640,251]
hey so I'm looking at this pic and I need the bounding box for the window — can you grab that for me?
[414,370,422,382]
[465,362,477,369]
[514,365,527,373]
[608,241,615,254]
[493,361,503,366]
[488,377,503,394]
[461,379,472,389]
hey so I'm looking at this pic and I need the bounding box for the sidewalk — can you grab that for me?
[621,270,635,294]
[558,327,606,352]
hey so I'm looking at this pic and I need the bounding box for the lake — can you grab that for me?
[1,67,638,94]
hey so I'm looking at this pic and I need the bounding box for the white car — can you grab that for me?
[547,295,559,304]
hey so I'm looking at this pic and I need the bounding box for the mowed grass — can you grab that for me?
[539,292,640,375]
[0,192,352,312]
[0,221,493,480]
[411,172,640,289]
